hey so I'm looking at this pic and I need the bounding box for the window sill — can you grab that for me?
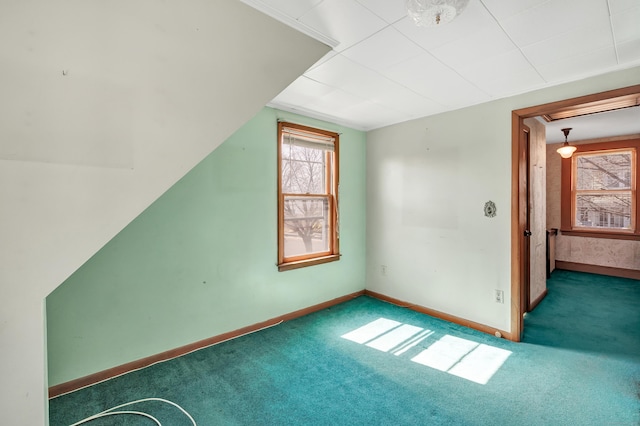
[560,229,640,241]
[278,254,341,272]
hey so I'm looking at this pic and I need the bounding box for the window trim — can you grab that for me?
[561,137,640,240]
[277,122,340,271]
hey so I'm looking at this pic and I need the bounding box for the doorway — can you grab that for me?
[510,84,640,342]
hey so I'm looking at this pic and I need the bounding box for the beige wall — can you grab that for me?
[546,143,562,229]
[366,66,640,335]
[0,1,329,423]
[546,139,640,271]
[524,118,547,305]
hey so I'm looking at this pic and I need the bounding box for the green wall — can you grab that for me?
[46,107,367,386]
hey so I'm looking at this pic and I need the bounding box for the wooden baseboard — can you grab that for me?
[364,290,513,341]
[48,290,365,399]
[528,289,547,312]
[555,261,640,280]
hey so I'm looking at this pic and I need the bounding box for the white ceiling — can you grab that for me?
[542,106,640,143]
[241,0,640,133]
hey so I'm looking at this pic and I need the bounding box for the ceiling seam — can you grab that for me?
[301,68,447,122]
[477,0,547,84]
[389,23,493,101]
[605,0,620,65]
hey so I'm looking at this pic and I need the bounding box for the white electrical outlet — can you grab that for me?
[380,265,387,276]
[495,289,504,304]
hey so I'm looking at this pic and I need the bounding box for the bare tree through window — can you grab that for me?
[574,150,633,230]
[282,142,329,254]
[277,122,339,270]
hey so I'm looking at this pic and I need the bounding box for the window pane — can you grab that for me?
[281,144,326,194]
[576,151,632,190]
[575,193,632,229]
[283,196,330,258]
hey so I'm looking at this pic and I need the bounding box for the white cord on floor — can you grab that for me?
[71,410,161,426]
[69,397,197,426]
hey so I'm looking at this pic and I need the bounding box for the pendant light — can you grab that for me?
[556,127,577,158]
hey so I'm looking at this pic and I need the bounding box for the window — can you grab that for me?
[561,138,639,239]
[277,122,339,271]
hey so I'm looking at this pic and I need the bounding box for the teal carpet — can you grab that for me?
[50,271,640,425]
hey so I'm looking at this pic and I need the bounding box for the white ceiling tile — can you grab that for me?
[341,27,424,71]
[303,88,369,115]
[608,0,640,15]
[299,0,388,51]
[305,57,446,117]
[307,51,338,71]
[341,100,410,130]
[477,71,546,98]
[356,0,407,24]
[430,22,516,69]
[368,84,445,116]
[615,38,640,64]
[501,0,609,47]
[522,21,614,67]
[394,0,495,51]
[248,0,322,19]
[535,46,618,83]
[271,76,334,107]
[381,52,449,91]
[457,49,545,97]
[334,67,409,99]
[304,54,370,89]
[480,0,551,21]
[382,53,492,107]
[611,5,640,44]
[247,0,639,131]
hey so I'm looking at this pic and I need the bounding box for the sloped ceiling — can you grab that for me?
[0,1,330,424]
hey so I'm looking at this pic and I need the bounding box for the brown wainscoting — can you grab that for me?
[555,261,640,280]
[528,289,548,312]
[364,290,512,341]
[49,290,365,399]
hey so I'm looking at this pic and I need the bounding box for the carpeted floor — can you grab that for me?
[49,270,640,425]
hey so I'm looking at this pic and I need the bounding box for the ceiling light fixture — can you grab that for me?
[406,0,470,27]
[557,128,577,158]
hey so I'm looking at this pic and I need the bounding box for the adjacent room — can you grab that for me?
[1,0,639,424]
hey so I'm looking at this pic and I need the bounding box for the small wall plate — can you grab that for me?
[484,201,497,218]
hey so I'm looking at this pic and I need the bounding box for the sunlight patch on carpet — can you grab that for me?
[411,335,477,371]
[341,318,433,356]
[366,324,425,352]
[411,335,511,384]
[342,318,511,385]
[341,318,401,344]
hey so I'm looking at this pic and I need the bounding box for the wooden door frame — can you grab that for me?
[521,124,531,320]
[510,84,640,342]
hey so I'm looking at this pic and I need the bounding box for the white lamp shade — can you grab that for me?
[557,144,577,158]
